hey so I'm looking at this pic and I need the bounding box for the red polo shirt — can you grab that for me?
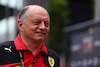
[0,34,60,67]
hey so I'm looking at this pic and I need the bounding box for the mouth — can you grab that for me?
[36,32,46,35]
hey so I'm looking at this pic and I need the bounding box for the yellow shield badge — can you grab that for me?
[48,56,55,67]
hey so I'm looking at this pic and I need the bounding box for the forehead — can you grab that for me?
[26,6,50,21]
[28,6,49,16]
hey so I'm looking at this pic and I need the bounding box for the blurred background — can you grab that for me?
[0,0,100,67]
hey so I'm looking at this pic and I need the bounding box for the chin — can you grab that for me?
[36,38,45,41]
[34,36,47,41]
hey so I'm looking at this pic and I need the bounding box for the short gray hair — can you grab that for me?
[19,7,29,23]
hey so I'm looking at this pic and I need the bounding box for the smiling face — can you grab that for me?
[18,5,50,42]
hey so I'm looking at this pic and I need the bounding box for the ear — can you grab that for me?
[17,20,23,31]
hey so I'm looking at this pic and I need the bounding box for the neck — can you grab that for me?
[20,34,42,55]
[26,41,42,55]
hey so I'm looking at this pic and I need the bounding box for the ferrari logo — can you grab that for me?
[48,56,55,67]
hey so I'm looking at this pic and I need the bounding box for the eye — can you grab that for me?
[33,21,40,25]
[44,22,50,27]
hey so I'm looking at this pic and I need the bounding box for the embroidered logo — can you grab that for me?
[4,46,12,52]
[48,56,55,67]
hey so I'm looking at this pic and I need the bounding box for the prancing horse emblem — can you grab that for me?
[4,46,12,52]
[48,56,55,67]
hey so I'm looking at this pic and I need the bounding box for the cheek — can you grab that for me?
[48,27,50,32]
[46,28,50,34]
[31,26,39,30]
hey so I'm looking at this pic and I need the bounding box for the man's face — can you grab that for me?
[21,7,50,42]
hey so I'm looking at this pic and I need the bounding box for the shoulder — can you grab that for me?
[0,41,20,65]
[0,41,14,50]
[45,47,60,67]
[0,41,14,46]
[47,47,60,59]
[0,41,15,55]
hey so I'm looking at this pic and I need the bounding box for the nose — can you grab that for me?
[39,22,46,30]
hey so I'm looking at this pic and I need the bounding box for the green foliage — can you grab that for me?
[45,0,69,55]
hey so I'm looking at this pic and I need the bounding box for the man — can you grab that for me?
[0,5,60,67]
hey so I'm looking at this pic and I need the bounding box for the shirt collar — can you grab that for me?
[41,42,48,54]
[14,34,48,54]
